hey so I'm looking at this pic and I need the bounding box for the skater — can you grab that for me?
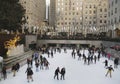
[45,60,50,70]
[25,67,33,82]
[78,52,81,60]
[105,65,114,78]
[2,66,7,80]
[114,57,119,68]
[51,50,53,58]
[94,55,97,64]
[11,64,17,77]
[60,67,66,80]
[54,67,60,80]
[47,51,50,58]
[16,62,20,72]
[103,59,108,67]
[35,61,39,71]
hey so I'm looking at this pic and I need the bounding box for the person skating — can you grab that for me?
[11,64,17,77]
[94,55,97,64]
[25,67,33,82]
[114,57,119,68]
[78,52,81,60]
[105,65,114,78]
[54,67,60,80]
[103,60,108,67]
[60,67,66,80]
[2,66,7,80]
[16,62,20,72]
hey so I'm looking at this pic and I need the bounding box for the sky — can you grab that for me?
[1,49,120,84]
[46,0,50,5]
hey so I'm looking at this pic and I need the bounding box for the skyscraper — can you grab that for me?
[19,0,46,33]
[49,0,108,34]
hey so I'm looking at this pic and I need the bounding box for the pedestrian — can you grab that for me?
[105,65,114,78]
[2,66,7,80]
[60,67,66,80]
[25,67,33,82]
[54,67,60,80]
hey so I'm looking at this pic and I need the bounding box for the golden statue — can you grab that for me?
[4,35,21,55]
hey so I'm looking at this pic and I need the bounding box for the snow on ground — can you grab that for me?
[1,49,120,84]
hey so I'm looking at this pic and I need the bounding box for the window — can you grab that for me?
[93,21,96,24]
[111,19,113,24]
[76,12,79,15]
[100,20,102,23]
[111,10,113,15]
[115,17,117,23]
[100,9,102,12]
[104,8,107,12]
[93,10,96,14]
[104,20,107,23]
[108,20,110,24]
[89,21,91,24]
[65,22,67,25]
[115,8,117,13]
[89,5,92,8]
[108,12,110,17]
[115,0,117,4]
[112,1,114,6]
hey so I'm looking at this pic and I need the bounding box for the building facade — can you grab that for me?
[49,0,108,35]
[108,0,120,37]
[49,0,56,28]
[19,0,46,33]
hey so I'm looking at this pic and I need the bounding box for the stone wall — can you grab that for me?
[25,35,37,49]
[37,40,102,47]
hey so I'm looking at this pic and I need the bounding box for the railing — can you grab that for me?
[37,35,120,42]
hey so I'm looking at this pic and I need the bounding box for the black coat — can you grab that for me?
[26,68,33,75]
[61,68,65,75]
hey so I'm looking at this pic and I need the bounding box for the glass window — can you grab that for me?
[104,20,107,23]
[115,0,117,4]
[115,8,117,13]
[100,20,102,23]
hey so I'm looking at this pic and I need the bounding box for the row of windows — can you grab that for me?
[108,8,118,17]
[109,0,118,8]
[57,20,107,25]
[58,16,107,21]
[57,7,107,13]
[108,16,120,24]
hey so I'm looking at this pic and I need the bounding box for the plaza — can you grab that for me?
[0,0,120,84]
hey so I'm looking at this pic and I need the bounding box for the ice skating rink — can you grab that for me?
[1,49,120,84]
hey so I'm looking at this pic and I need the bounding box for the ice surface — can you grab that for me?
[0,49,120,84]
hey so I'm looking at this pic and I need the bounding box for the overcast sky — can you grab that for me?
[46,0,50,5]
